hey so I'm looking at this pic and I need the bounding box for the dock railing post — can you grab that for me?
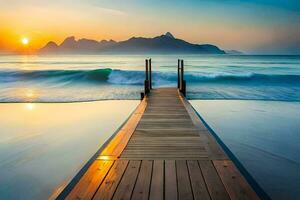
[180,59,184,91]
[177,59,180,88]
[145,59,149,81]
[149,59,152,89]
[179,59,186,97]
[144,59,150,95]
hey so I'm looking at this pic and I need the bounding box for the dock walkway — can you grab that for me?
[64,88,258,200]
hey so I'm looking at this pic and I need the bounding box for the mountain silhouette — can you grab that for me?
[165,32,175,38]
[39,32,226,54]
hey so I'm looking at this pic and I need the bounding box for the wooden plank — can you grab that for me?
[123,152,206,156]
[121,156,207,159]
[165,160,178,200]
[122,153,207,157]
[176,160,193,200]
[125,144,204,148]
[127,142,203,146]
[140,119,191,123]
[137,124,195,129]
[123,149,206,152]
[124,144,207,148]
[99,98,147,158]
[144,105,186,108]
[126,141,203,145]
[128,137,202,141]
[120,157,209,161]
[128,141,202,144]
[93,160,129,200]
[126,143,204,147]
[131,160,153,200]
[179,94,227,160]
[136,127,198,131]
[213,160,259,200]
[133,130,199,137]
[149,160,164,200]
[126,144,206,147]
[201,134,228,160]
[66,160,113,200]
[199,160,230,200]
[187,160,210,200]
[124,150,202,154]
[112,160,141,200]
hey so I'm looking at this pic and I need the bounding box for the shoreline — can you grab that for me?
[0,98,300,104]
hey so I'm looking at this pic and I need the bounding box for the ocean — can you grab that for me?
[0,54,299,102]
[0,54,299,199]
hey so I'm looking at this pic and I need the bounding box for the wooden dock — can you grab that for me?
[62,88,259,200]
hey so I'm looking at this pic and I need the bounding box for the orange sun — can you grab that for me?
[21,37,29,45]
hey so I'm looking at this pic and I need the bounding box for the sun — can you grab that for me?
[21,37,29,45]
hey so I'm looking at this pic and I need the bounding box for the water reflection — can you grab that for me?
[11,88,40,102]
[0,100,139,199]
[190,100,300,200]
[25,103,35,110]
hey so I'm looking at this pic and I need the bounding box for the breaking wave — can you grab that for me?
[1,68,299,86]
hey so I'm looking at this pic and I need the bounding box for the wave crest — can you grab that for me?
[0,68,299,86]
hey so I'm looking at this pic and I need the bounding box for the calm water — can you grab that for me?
[191,100,300,200]
[0,101,138,199]
[0,54,299,199]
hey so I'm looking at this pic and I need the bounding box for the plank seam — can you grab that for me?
[109,160,131,200]
[197,160,213,200]
[90,160,116,200]
[148,160,154,200]
[129,160,142,200]
[163,160,166,200]
[175,160,179,200]
[186,160,195,200]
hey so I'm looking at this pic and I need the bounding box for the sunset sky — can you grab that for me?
[0,0,299,54]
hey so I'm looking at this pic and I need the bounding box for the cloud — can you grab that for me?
[95,6,126,16]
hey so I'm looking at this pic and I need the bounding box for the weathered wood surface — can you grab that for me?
[64,88,259,200]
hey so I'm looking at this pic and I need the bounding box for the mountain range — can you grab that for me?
[39,32,226,54]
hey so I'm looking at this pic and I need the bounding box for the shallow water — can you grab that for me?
[0,101,139,199]
[190,100,300,200]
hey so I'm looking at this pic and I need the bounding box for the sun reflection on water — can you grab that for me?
[25,103,35,110]
[14,88,39,102]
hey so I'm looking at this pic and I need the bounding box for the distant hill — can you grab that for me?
[39,33,226,54]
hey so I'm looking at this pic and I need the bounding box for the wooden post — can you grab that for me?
[180,59,184,91]
[178,59,186,97]
[144,59,149,94]
[177,59,180,88]
[182,80,186,97]
[140,92,145,100]
[145,59,149,81]
[149,59,152,89]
